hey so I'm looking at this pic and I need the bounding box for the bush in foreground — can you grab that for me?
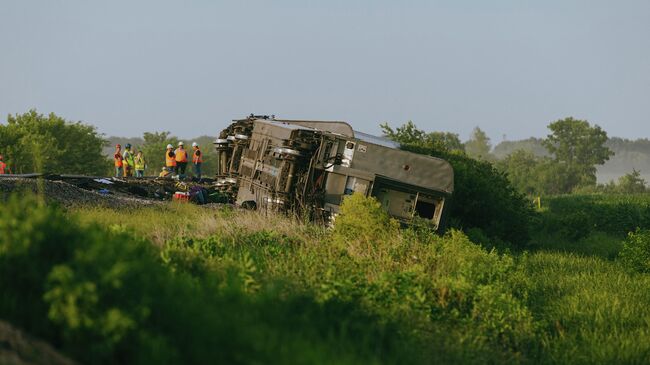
[3,194,650,364]
[619,229,650,273]
[0,195,413,365]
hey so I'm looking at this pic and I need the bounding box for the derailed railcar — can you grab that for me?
[214,115,454,230]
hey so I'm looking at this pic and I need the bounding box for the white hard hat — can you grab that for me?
[178,141,184,146]
[192,142,198,147]
[166,144,173,149]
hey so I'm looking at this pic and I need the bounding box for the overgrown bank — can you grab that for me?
[1,194,650,364]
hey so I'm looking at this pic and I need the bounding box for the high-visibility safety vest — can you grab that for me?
[134,155,145,170]
[114,152,123,167]
[192,149,203,164]
[166,151,177,167]
[0,161,6,174]
[123,150,135,167]
[175,148,188,163]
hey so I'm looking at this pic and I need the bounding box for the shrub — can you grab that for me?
[472,284,535,350]
[538,194,650,240]
[541,210,593,241]
[402,145,534,245]
[619,229,650,273]
[0,194,415,365]
[333,193,400,257]
[0,195,79,339]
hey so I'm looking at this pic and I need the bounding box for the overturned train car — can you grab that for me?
[213,115,454,230]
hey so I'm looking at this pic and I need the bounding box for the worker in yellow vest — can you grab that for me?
[175,141,188,179]
[165,144,176,177]
[134,150,146,177]
[191,142,203,180]
[122,143,135,177]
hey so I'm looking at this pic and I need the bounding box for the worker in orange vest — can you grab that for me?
[175,141,188,179]
[0,155,7,174]
[165,144,176,176]
[114,144,124,177]
[191,142,203,180]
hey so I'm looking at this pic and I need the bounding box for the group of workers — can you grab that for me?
[164,141,203,179]
[113,144,146,177]
[113,141,203,179]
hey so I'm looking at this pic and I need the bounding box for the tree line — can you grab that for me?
[2,109,647,195]
[383,117,649,195]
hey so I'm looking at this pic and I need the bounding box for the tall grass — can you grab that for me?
[522,251,650,364]
[72,203,318,246]
[3,195,650,364]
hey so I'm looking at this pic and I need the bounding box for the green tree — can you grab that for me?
[616,169,647,193]
[0,110,108,174]
[543,117,614,190]
[496,150,544,195]
[381,121,464,153]
[465,127,493,161]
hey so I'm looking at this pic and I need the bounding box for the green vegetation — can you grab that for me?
[619,230,650,273]
[3,112,650,364]
[382,121,534,245]
[496,117,614,195]
[0,109,109,174]
[380,120,465,154]
[3,193,650,364]
[493,136,650,185]
[525,194,650,261]
[537,194,650,238]
[543,117,613,188]
[464,126,493,161]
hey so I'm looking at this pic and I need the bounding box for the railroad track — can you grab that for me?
[0,174,227,204]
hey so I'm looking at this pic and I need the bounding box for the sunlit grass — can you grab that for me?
[58,199,650,364]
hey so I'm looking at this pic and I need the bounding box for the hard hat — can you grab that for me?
[116,144,121,148]
[178,141,184,146]
[166,144,173,149]
[192,142,198,147]
[125,143,131,149]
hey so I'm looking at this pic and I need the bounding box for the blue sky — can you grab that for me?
[1,0,649,142]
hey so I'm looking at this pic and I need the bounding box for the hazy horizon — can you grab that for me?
[2,1,649,142]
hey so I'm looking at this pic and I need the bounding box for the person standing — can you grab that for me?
[165,144,176,175]
[122,143,135,177]
[191,142,203,180]
[0,155,7,174]
[175,142,188,179]
[134,150,146,177]
[114,144,124,177]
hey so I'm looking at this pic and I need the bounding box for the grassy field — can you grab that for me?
[2,193,650,364]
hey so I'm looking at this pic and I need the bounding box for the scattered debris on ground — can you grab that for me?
[0,175,229,208]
